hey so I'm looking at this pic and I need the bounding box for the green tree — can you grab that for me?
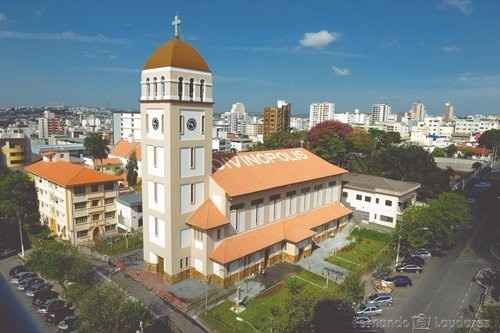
[78,283,149,333]
[253,131,307,151]
[311,298,355,333]
[445,144,458,157]
[472,161,483,170]
[368,129,401,149]
[126,154,138,188]
[0,171,39,250]
[346,128,375,154]
[339,272,365,304]
[84,133,110,170]
[432,147,446,157]
[480,305,500,332]
[478,129,500,150]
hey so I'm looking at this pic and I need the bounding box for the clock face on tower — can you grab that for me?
[152,117,159,130]
[186,118,197,131]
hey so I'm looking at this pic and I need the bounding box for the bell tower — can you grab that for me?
[140,16,213,282]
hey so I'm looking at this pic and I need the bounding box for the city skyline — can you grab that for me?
[1,1,500,115]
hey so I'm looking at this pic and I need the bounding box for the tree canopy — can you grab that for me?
[126,153,138,187]
[479,129,500,150]
[312,298,355,333]
[84,133,110,169]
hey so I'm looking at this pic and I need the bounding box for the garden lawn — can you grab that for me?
[326,228,392,272]
[94,233,143,256]
[201,270,339,333]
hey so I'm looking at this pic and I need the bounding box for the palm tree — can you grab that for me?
[84,133,110,170]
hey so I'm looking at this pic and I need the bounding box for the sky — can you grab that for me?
[0,0,499,116]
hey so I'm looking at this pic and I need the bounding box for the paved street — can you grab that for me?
[0,255,56,333]
[376,232,487,332]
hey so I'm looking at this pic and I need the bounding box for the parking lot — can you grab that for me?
[0,255,59,333]
[361,235,486,332]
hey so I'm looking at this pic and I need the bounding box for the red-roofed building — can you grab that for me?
[25,155,121,245]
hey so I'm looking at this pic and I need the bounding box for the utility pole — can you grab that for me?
[16,211,25,258]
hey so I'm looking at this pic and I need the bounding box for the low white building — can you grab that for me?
[116,191,143,232]
[342,173,420,228]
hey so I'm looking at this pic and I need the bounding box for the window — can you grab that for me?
[105,211,115,219]
[91,184,99,193]
[365,196,371,202]
[92,214,100,221]
[154,217,159,237]
[380,215,394,223]
[286,191,296,215]
[74,186,85,195]
[190,184,196,205]
[104,198,114,205]
[105,224,116,232]
[104,183,114,191]
[201,115,205,134]
[179,115,184,134]
[194,228,203,241]
[217,228,222,240]
[185,257,189,268]
[153,183,158,203]
[251,199,263,227]
[178,77,184,100]
[75,216,88,224]
[77,230,88,238]
[160,76,165,97]
[161,114,164,133]
[74,202,86,210]
[153,77,158,97]
[91,200,99,207]
[376,198,380,204]
[190,147,195,169]
[385,200,393,207]
[356,194,362,200]
[270,194,281,221]
[189,78,194,99]
[180,259,183,269]
[153,146,158,168]
[146,113,149,133]
[342,192,348,198]
[146,78,150,97]
[230,203,244,232]
[199,79,206,102]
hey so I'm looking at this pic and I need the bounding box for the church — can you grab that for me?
[140,16,353,286]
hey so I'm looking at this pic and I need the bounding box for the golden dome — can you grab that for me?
[143,37,210,72]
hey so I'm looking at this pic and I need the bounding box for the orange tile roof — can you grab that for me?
[186,200,229,230]
[209,202,352,264]
[94,157,122,166]
[211,148,347,197]
[25,160,121,187]
[110,139,141,161]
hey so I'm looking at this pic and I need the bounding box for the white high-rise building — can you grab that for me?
[228,102,247,135]
[112,111,142,144]
[442,102,455,122]
[408,102,426,122]
[370,104,391,124]
[309,102,335,129]
[333,109,370,125]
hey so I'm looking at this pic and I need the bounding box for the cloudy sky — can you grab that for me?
[0,0,499,116]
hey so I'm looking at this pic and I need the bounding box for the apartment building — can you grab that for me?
[112,110,142,144]
[309,102,335,129]
[342,173,420,228]
[25,154,121,245]
[370,104,391,124]
[263,101,291,138]
[0,134,31,169]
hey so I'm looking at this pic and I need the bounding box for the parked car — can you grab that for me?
[9,265,27,277]
[413,249,432,259]
[32,290,58,309]
[26,281,51,296]
[47,307,73,325]
[356,304,383,316]
[38,299,64,314]
[383,275,412,287]
[17,277,44,291]
[396,264,423,274]
[474,267,496,288]
[57,315,79,333]
[353,316,373,328]
[403,255,425,267]
[366,293,393,307]
[10,271,36,284]
[0,248,19,259]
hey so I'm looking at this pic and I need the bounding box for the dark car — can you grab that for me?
[403,255,425,267]
[383,275,412,287]
[26,281,51,297]
[396,264,423,274]
[39,299,65,314]
[10,271,36,284]
[32,291,58,309]
[57,315,79,333]
[18,277,44,291]
[47,307,73,325]
[9,265,27,277]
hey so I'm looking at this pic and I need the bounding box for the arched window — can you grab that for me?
[160,76,165,97]
[189,78,194,100]
[200,79,205,102]
[178,77,184,100]
[146,78,150,97]
[153,77,158,97]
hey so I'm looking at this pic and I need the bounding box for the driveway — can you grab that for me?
[297,222,356,281]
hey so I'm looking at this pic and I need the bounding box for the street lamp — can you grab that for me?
[16,211,25,258]
[395,226,429,267]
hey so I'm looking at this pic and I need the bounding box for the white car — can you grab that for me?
[413,249,432,259]
[353,316,373,328]
[356,304,383,316]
